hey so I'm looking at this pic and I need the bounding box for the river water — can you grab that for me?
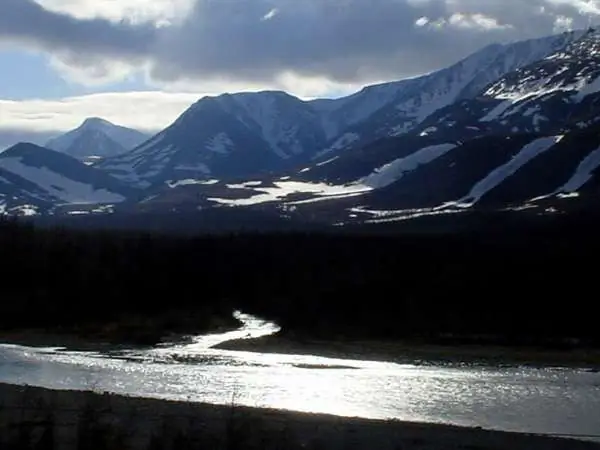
[0,312,599,439]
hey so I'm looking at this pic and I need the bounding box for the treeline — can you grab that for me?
[1,214,599,347]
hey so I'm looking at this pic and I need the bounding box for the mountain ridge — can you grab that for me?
[99,28,589,189]
[5,28,600,227]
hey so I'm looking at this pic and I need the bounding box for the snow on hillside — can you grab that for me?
[479,30,600,125]
[311,81,412,138]
[453,136,563,206]
[0,156,126,204]
[557,146,600,193]
[208,181,370,206]
[216,91,320,159]
[207,133,234,154]
[381,30,585,137]
[166,179,220,188]
[361,144,458,189]
[313,133,360,160]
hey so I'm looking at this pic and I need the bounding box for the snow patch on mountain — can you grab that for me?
[208,181,370,206]
[574,74,600,101]
[167,179,219,188]
[558,145,600,193]
[361,143,458,189]
[207,133,234,154]
[378,32,584,138]
[221,92,313,159]
[311,81,411,138]
[174,163,211,174]
[313,133,360,160]
[0,156,126,204]
[455,135,563,206]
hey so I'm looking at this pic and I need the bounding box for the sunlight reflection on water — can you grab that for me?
[0,312,599,439]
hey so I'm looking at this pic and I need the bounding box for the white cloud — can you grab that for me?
[262,8,279,21]
[554,14,576,31]
[146,71,360,100]
[34,0,194,23]
[0,91,202,134]
[415,17,430,27]
[448,13,513,30]
[547,0,600,16]
[0,76,360,141]
[5,0,600,96]
[48,53,139,85]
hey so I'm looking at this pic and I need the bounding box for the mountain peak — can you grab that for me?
[46,118,149,160]
[80,117,115,130]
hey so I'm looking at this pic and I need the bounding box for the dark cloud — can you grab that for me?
[0,0,598,85]
[0,0,155,60]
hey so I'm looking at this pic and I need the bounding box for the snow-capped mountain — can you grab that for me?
[46,118,149,162]
[0,143,138,215]
[139,123,600,226]
[315,29,587,156]
[7,28,600,226]
[132,29,600,224]
[412,28,600,140]
[99,30,587,188]
[98,92,329,187]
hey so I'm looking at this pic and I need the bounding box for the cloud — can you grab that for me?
[0,0,155,61]
[34,0,194,23]
[2,0,600,88]
[262,8,279,21]
[0,91,205,150]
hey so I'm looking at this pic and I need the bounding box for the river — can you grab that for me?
[0,312,599,439]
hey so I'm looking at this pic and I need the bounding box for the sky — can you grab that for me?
[1,0,600,149]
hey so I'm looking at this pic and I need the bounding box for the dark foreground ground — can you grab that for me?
[0,383,598,450]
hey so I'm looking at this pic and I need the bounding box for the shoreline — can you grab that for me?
[2,326,600,369]
[2,328,600,369]
[0,383,598,450]
[0,321,239,352]
[214,335,600,369]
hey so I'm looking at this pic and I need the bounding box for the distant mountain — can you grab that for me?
[46,118,149,162]
[0,143,138,215]
[99,30,585,188]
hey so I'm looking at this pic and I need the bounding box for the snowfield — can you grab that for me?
[208,181,372,206]
[0,157,126,204]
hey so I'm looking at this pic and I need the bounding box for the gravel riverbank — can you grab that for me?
[0,383,598,450]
